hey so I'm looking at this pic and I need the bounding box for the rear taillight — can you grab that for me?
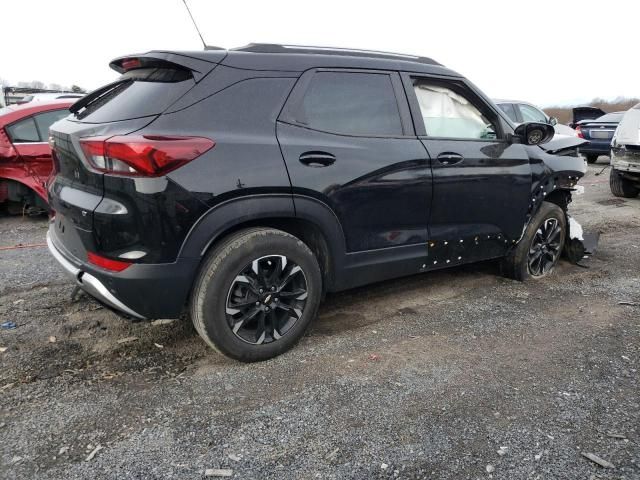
[79,135,215,177]
[575,126,584,139]
[87,252,132,272]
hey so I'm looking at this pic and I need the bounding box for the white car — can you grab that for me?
[610,103,640,197]
[493,99,577,138]
[19,92,84,103]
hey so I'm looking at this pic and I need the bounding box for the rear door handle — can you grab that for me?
[299,151,336,167]
[436,152,464,165]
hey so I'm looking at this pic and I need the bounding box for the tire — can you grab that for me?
[501,201,567,281]
[585,155,599,164]
[190,228,322,362]
[609,168,640,198]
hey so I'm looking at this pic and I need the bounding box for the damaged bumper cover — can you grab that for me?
[47,232,146,319]
[611,147,640,175]
[564,214,599,264]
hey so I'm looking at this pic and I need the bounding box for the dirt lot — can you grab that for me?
[1,163,639,479]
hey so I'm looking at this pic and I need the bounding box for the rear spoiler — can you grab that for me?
[109,50,227,82]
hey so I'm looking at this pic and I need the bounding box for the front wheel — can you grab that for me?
[585,154,599,164]
[610,168,640,198]
[501,201,567,281]
[190,228,322,362]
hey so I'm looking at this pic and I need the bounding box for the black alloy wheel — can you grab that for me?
[225,254,308,345]
[527,218,562,277]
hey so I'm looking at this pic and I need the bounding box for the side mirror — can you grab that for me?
[514,122,555,146]
[548,116,558,126]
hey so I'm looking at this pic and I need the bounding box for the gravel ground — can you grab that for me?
[1,162,639,479]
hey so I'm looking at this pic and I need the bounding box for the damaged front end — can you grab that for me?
[611,104,640,187]
[526,136,599,265]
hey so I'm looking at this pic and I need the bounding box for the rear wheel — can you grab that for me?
[501,201,566,281]
[190,228,322,362]
[585,154,599,164]
[609,168,640,198]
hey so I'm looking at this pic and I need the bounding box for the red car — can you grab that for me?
[0,100,73,214]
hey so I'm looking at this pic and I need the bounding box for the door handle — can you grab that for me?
[299,151,336,167]
[436,152,464,165]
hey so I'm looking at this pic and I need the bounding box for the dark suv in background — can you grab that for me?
[47,44,586,361]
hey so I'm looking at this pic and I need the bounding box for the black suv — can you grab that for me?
[47,44,586,361]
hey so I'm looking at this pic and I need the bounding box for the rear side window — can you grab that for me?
[296,72,403,136]
[73,67,195,123]
[498,103,518,122]
[34,109,69,139]
[6,117,39,142]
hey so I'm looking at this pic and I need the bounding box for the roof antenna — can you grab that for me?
[181,0,207,49]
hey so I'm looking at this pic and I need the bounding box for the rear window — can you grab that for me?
[596,113,624,122]
[296,71,403,136]
[73,67,195,123]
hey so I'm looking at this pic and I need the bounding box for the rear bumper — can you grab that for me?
[47,232,147,319]
[580,142,611,155]
[47,226,200,319]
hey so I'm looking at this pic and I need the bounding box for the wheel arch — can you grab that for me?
[178,194,347,291]
[0,169,48,203]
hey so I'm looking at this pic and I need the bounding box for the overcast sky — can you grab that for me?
[2,0,638,107]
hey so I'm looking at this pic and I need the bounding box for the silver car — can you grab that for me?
[494,99,577,138]
[610,104,640,198]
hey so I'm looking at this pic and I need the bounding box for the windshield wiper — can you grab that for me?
[69,78,133,115]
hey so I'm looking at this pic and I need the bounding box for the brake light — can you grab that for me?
[575,126,584,138]
[120,58,141,71]
[87,252,132,272]
[79,135,214,177]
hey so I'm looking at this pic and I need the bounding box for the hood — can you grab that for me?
[613,105,640,146]
[539,136,589,155]
[572,106,606,125]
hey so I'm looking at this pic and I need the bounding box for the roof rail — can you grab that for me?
[232,43,440,66]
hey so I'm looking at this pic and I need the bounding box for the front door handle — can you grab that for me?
[299,151,336,167]
[436,152,464,165]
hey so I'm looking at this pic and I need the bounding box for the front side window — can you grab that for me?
[412,80,497,140]
[6,117,40,143]
[297,71,403,136]
[519,104,547,123]
[34,109,69,139]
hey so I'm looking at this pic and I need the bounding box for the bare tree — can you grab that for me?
[71,84,86,93]
[48,83,63,91]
